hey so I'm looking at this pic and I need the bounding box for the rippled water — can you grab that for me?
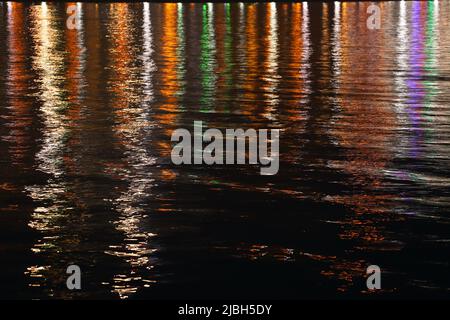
[0,1,450,299]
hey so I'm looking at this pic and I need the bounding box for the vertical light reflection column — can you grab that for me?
[65,2,87,120]
[321,2,330,66]
[262,2,279,121]
[213,4,232,115]
[5,2,33,167]
[236,1,247,108]
[422,1,442,158]
[142,2,155,102]
[155,3,181,166]
[404,1,426,159]
[325,3,396,281]
[300,1,311,106]
[25,2,71,294]
[222,3,233,113]
[331,1,341,84]
[200,3,217,113]
[242,4,258,119]
[393,0,409,126]
[283,3,308,125]
[176,3,186,103]
[105,3,158,300]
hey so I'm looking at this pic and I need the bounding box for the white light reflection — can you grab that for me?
[332,1,342,83]
[301,1,312,104]
[263,2,279,120]
[104,3,158,300]
[394,0,409,107]
[392,0,410,157]
[75,3,87,97]
[142,2,155,99]
[25,3,71,291]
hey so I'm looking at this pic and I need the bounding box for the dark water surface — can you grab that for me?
[0,1,450,299]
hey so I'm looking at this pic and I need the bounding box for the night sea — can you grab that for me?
[0,1,449,300]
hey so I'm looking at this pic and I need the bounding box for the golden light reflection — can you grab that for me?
[155,3,181,161]
[243,4,258,118]
[6,2,33,167]
[282,3,309,123]
[320,2,398,293]
[64,2,86,167]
